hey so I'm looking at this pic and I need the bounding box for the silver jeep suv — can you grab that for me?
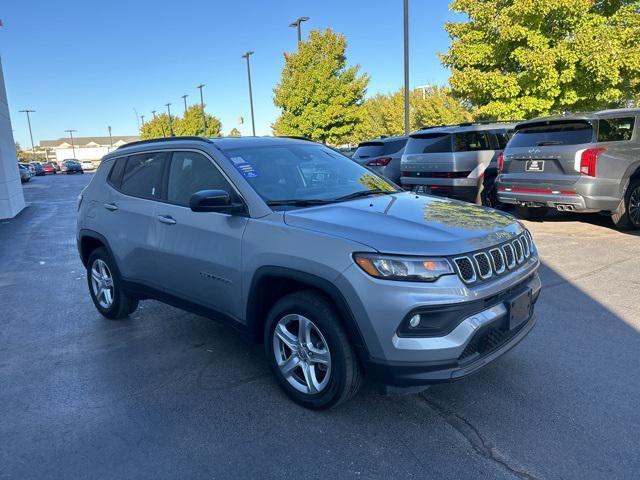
[497,109,640,230]
[77,136,541,409]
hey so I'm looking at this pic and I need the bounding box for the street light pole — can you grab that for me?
[241,52,256,136]
[403,0,410,135]
[140,114,145,126]
[19,109,36,160]
[289,16,310,45]
[151,110,157,120]
[197,84,207,131]
[166,103,174,136]
[108,126,113,151]
[181,94,188,114]
[65,129,77,157]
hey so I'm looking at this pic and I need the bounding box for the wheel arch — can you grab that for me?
[245,266,370,364]
[78,230,120,276]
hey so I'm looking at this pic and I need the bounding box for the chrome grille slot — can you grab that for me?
[502,243,516,269]
[520,234,530,258]
[454,257,476,283]
[489,248,505,274]
[513,239,524,263]
[473,252,492,279]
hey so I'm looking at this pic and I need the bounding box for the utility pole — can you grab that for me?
[19,109,36,160]
[181,94,188,114]
[197,84,207,131]
[241,52,256,136]
[403,0,410,135]
[289,16,310,45]
[166,103,174,136]
[65,129,77,158]
[108,126,113,151]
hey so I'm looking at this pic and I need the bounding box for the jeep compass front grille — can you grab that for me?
[451,233,535,285]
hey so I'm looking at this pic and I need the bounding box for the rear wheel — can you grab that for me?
[611,179,640,230]
[87,247,138,319]
[479,175,502,208]
[264,290,362,409]
[517,205,549,220]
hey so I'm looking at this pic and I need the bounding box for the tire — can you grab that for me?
[479,175,502,208]
[611,179,640,230]
[87,247,138,319]
[53,171,57,174]
[517,205,549,220]
[264,290,362,409]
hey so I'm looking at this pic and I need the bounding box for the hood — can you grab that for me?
[284,192,523,256]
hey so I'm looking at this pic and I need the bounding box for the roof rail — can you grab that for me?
[276,135,314,142]
[419,120,522,130]
[116,136,213,149]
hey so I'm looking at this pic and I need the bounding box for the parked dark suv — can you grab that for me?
[352,136,408,184]
[77,136,540,409]
[497,109,640,229]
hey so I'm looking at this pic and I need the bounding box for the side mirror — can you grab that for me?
[189,190,245,214]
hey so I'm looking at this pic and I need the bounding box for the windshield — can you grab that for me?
[222,143,398,205]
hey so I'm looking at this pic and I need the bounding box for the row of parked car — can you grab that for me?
[18,159,92,182]
[352,107,640,230]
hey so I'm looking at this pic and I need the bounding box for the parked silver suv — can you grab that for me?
[352,135,408,184]
[77,136,540,409]
[497,109,640,229]
[400,122,516,206]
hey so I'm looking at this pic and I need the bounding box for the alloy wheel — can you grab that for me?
[272,314,332,394]
[90,259,114,309]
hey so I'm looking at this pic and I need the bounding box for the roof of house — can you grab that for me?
[40,136,140,148]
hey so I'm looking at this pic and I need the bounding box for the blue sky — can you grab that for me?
[2,0,458,147]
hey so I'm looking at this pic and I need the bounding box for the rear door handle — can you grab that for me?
[157,215,176,225]
[103,202,118,211]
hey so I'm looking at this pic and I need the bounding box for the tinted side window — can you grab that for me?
[454,132,491,152]
[108,157,126,187]
[405,133,452,154]
[167,151,235,206]
[383,139,408,155]
[597,117,635,142]
[120,152,168,199]
[495,131,512,149]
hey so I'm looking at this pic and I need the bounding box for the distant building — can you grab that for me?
[39,136,139,163]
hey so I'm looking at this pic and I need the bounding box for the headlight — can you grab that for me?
[353,253,454,282]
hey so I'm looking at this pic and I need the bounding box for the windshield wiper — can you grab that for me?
[333,189,396,201]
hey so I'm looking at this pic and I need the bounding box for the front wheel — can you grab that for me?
[264,290,362,409]
[87,247,138,319]
[611,179,640,230]
[517,205,549,220]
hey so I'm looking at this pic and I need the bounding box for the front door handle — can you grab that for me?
[157,215,176,225]
[104,202,118,211]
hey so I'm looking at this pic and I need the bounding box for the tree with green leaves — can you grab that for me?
[174,104,221,137]
[273,28,369,144]
[357,86,472,140]
[441,0,640,119]
[228,128,241,137]
[140,106,222,139]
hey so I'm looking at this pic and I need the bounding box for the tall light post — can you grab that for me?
[19,109,36,160]
[403,0,410,135]
[241,51,256,136]
[165,103,174,136]
[289,16,310,44]
[181,94,188,114]
[108,126,113,151]
[151,110,157,120]
[197,84,207,131]
[65,129,77,157]
[140,114,145,126]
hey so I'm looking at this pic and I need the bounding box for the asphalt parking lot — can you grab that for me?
[1,173,638,480]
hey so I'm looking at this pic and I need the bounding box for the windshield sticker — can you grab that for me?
[230,156,258,178]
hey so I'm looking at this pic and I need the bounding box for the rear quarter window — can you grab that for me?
[107,157,126,188]
[454,131,491,152]
[405,133,452,154]
[597,117,635,142]
[509,121,594,148]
